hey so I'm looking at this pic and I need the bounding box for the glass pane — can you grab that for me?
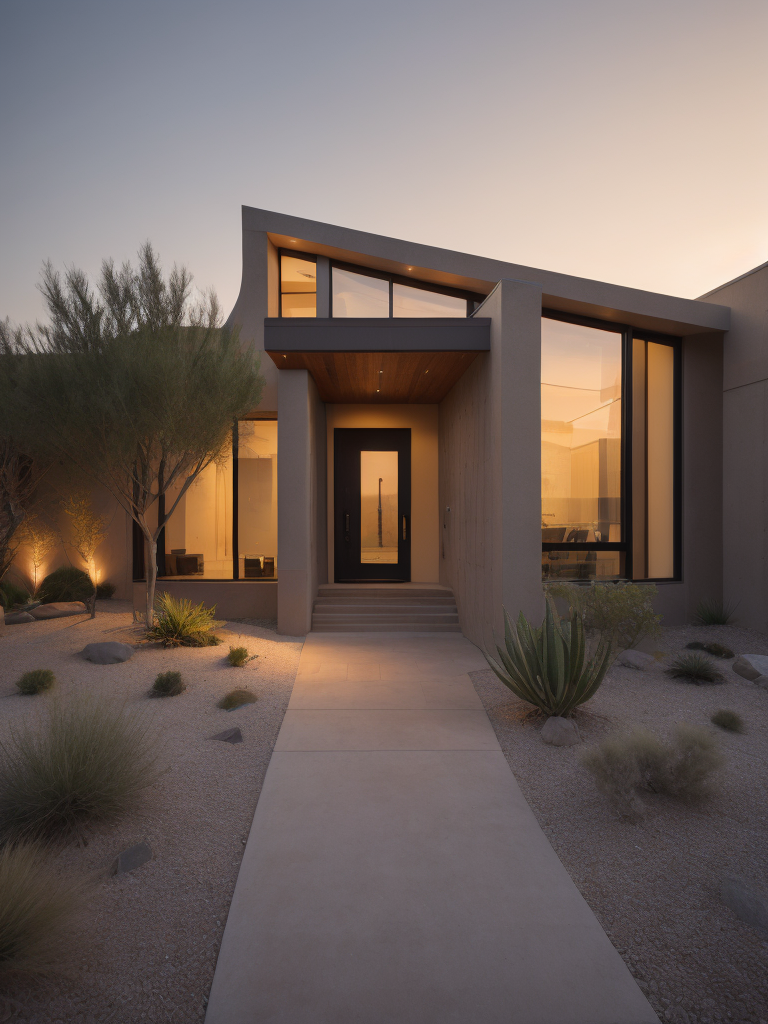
[163,441,234,579]
[360,451,398,564]
[281,255,317,293]
[542,549,624,581]
[541,318,623,547]
[647,342,674,578]
[237,421,278,579]
[281,292,316,318]
[393,283,466,318]
[332,268,389,318]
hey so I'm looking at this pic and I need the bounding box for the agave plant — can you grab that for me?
[485,598,612,717]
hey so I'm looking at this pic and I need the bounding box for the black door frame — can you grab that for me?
[334,428,411,583]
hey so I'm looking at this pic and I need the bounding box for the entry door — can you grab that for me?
[334,428,411,583]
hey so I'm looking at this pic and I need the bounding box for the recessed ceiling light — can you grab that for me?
[376,388,380,393]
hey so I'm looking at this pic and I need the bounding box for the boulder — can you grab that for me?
[212,727,243,744]
[754,675,768,691]
[112,842,152,876]
[4,610,35,624]
[732,654,768,681]
[541,716,581,746]
[617,649,657,671]
[720,876,768,935]
[82,641,134,664]
[31,601,88,619]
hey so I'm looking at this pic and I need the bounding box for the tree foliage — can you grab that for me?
[8,244,265,626]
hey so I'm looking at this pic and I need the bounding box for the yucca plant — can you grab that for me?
[144,592,224,648]
[484,598,612,718]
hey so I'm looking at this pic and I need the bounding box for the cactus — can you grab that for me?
[485,597,612,717]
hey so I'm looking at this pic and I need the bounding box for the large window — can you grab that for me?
[541,313,679,582]
[138,419,278,582]
[330,262,475,317]
[280,255,316,317]
[332,267,390,318]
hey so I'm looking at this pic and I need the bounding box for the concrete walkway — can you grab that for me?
[206,632,658,1024]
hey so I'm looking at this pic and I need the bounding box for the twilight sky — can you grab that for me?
[1,0,766,324]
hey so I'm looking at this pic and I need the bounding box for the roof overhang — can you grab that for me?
[264,317,490,403]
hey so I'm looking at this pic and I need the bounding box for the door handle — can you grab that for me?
[402,515,407,540]
[344,512,350,543]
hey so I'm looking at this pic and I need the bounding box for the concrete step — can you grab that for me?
[312,615,459,627]
[311,618,462,626]
[316,590,451,601]
[313,602,457,614]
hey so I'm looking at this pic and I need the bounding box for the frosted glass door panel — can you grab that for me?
[360,450,398,563]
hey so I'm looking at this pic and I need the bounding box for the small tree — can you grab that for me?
[11,245,265,627]
[18,513,59,593]
[61,492,108,618]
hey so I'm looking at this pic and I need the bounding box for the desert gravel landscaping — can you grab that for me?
[472,623,768,1024]
[0,600,302,1023]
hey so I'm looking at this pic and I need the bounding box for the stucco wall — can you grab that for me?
[439,280,544,649]
[325,405,439,583]
[700,264,768,631]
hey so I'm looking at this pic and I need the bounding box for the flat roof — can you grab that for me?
[243,206,730,338]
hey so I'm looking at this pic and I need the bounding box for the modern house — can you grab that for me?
[14,207,768,646]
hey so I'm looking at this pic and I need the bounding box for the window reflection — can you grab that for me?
[238,420,278,578]
[393,283,466,318]
[281,255,316,317]
[541,318,622,578]
[164,442,234,579]
[332,268,389,317]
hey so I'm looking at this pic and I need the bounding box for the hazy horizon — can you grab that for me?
[2,0,766,325]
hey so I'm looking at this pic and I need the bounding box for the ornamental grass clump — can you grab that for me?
[150,671,185,698]
[218,688,257,711]
[0,841,85,979]
[711,709,745,733]
[36,566,94,605]
[0,697,160,842]
[145,593,223,648]
[694,598,737,626]
[580,723,723,816]
[227,646,255,667]
[667,652,722,684]
[484,597,612,718]
[16,670,56,696]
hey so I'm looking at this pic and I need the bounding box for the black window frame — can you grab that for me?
[541,309,681,583]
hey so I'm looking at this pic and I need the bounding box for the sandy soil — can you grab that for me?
[472,623,768,1024]
[0,600,303,1023]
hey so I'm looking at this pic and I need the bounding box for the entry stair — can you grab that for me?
[311,584,460,632]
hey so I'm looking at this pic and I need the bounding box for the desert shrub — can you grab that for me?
[144,593,223,648]
[36,566,94,605]
[0,841,84,979]
[16,670,56,696]
[217,688,257,710]
[694,598,736,626]
[0,579,30,611]
[686,641,734,659]
[545,580,662,652]
[711,709,744,733]
[667,652,721,684]
[95,582,116,599]
[150,671,185,698]
[484,597,611,717]
[227,646,254,667]
[580,724,723,815]
[0,696,159,841]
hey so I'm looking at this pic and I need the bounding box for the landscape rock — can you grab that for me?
[720,876,768,935]
[754,675,768,691]
[82,641,134,664]
[617,649,657,671]
[31,601,88,619]
[541,716,581,746]
[4,610,35,624]
[732,654,768,682]
[211,727,243,744]
[112,842,152,875]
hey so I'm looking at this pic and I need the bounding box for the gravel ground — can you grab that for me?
[472,623,768,1024]
[0,600,303,1023]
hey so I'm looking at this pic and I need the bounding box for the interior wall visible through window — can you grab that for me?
[280,254,317,317]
